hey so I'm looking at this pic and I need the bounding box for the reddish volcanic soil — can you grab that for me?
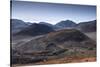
[35,57,96,65]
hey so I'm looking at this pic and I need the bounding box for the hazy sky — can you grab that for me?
[11,1,96,24]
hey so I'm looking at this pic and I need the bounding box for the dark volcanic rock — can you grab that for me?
[16,23,55,36]
[16,29,96,52]
[12,29,96,65]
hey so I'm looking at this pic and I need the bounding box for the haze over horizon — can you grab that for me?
[11,1,96,24]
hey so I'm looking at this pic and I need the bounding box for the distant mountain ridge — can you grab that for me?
[11,19,96,36]
[11,19,32,34]
[39,22,55,29]
[16,23,55,36]
[39,22,60,30]
[76,20,96,32]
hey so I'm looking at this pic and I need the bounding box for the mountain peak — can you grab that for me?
[55,20,76,28]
